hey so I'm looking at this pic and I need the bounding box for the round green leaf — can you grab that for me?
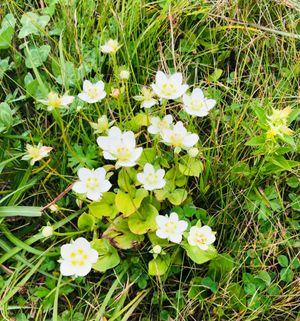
[128,202,158,235]
[91,239,120,272]
[148,255,171,276]
[77,213,95,231]
[182,243,218,264]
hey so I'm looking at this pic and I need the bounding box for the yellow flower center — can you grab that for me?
[28,147,42,159]
[157,120,169,130]
[189,99,204,112]
[169,132,184,147]
[87,87,99,99]
[161,83,177,96]
[69,248,89,267]
[85,177,100,191]
[145,173,159,185]
[164,221,177,234]
[116,147,131,162]
[48,92,62,108]
[194,233,208,246]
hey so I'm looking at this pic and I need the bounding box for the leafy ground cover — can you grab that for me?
[0,0,299,320]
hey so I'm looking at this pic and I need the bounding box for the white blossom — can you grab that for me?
[97,127,143,168]
[151,71,188,100]
[101,39,120,54]
[148,115,173,135]
[59,237,98,277]
[182,88,216,117]
[78,80,106,104]
[72,167,112,201]
[156,212,188,244]
[21,143,52,165]
[134,87,158,109]
[160,121,199,153]
[39,92,74,111]
[188,226,216,250]
[137,163,166,191]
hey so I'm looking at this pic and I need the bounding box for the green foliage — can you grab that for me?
[91,239,120,272]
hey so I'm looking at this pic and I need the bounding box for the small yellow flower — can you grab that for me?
[40,92,74,111]
[22,143,52,165]
[267,107,294,138]
[101,39,120,54]
[90,115,114,134]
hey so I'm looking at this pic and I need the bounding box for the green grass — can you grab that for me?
[0,0,300,320]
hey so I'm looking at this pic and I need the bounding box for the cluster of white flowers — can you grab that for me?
[156,212,216,250]
[136,71,216,117]
[31,44,219,277]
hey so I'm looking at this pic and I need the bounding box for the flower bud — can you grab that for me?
[152,245,162,254]
[120,70,130,80]
[49,204,58,212]
[41,226,53,237]
[111,88,120,98]
[188,148,199,157]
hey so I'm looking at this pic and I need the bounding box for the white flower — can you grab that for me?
[72,167,112,201]
[137,163,166,191]
[59,237,98,277]
[41,226,53,237]
[161,121,199,152]
[156,212,188,244]
[78,80,106,104]
[148,115,173,135]
[120,69,130,80]
[22,143,52,165]
[101,39,120,54]
[151,71,188,100]
[97,127,143,168]
[188,226,216,250]
[39,92,74,111]
[134,87,158,109]
[90,115,114,134]
[182,88,216,117]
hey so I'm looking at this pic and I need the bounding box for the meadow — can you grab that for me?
[0,0,299,320]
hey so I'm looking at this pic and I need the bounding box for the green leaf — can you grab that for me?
[286,176,299,188]
[178,155,203,177]
[77,213,95,231]
[25,45,51,68]
[128,201,158,235]
[115,189,148,217]
[208,68,223,82]
[148,255,171,276]
[0,206,42,217]
[280,267,294,283]
[208,254,234,282]
[167,189,187,205]
[200,276,218,293]
[182,243,218,265]
[0,14,16,49]
[18,12,50,38]
[165,167,187,187]
[89,192,119,219]
[245,136,265,146]
[137,148,157,166]
[103,216,144,249]
[118,167,137,192]
[227,283,247,310]
[91,239,120,272]
[277,255,289,268]
[0,102,13,129]
[256,271,271,286]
